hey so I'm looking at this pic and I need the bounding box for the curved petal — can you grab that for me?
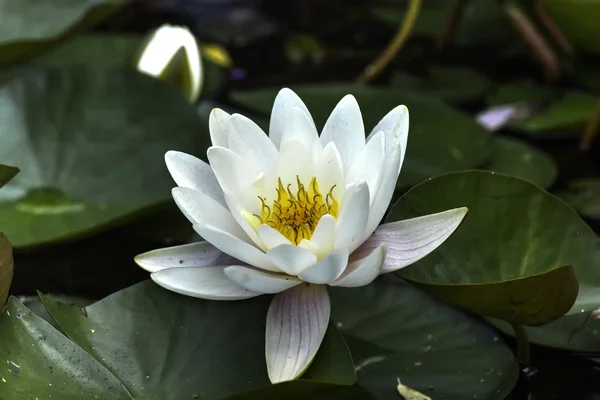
[267,244,318,275]
[270,88,315,149]
[368,105,409,175]
[172,187,250,242]
[346,131,385,200]
[224,266,302,294]
[266,284,330,383]
[319,95,365,174]
[299,214,336,258]
[334,181,370,252]
[207,146,258,209]
[193,223,279,272]
[209,108,231,148]
[353,208,468,274]
[330,244,386,287]
[280,107,320,156]
[298,249,348,284]
[315,142,345,204]
[275,140,314,188]
[257,224,291,249]
[228,113,278,176]
[165,151,226,207]
[151,266,261,300]
[135,241,235,273]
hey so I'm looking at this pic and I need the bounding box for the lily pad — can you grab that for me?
[0,234,13,306]
[0,297,133,400]
[39,281,355,400]
[0,0,126,65]
[328,280,519,400]
[0,66,208,248]
[232,85,491,188]
[559,179,600,220]
[392,66,491,103]
[0,164,18,188]
[485,137,558,189]
[486,81,557,107]
[388,171,600,351]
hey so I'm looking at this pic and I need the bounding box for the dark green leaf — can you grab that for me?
[232,85,491,189]
[0,0,126,65]
[329,280,519,400]
[389,171,599,350]
[0,164,18,189]
[486,81,557,107]
[559,179,600,220]
[40,281,355,400]
[0,297,132,400]
[0,66,208,248]
[0,234,13,306]
[485,137,557,188]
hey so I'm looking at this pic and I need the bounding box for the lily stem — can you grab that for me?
[355,0,421,84]
[511,323,531,366]
[437,0,469,51]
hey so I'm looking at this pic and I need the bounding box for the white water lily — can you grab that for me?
[135,88,467,383]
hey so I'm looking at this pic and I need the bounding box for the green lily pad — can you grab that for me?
[0,0,126,65]
[392,66,491,103]
[540,0,600,54]
[0,165,18,189]
[0,297,133,399]
[232,85,491,189]
[0,66,208,248]
[328,280,519,400]
[486,137,558,189]
[486,81,557,107]
[20,294,93,329]
[0,234,13,306]
[514,92,598,133]
[388,171,599,351]
[559,179,600,220]
[39,281,355,400]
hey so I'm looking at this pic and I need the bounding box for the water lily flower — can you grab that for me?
[135,88,467,383]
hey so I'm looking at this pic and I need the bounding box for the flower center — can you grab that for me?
[252,177,338,245]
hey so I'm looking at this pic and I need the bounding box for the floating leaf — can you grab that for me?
[559,179,600,220]
[39,281,355,400]
[389,171,599,351]
[0,0,126,65]
[328,280,519,400]
[0,298,133,400]
[0,66,208,248]
[232,85,491,188]
[486,81,557,107]
[485,137,557,188]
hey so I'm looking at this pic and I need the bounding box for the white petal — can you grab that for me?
[270,88,315,149]
[209,108,231,147]
[257,224,291,249]
[280,107,320,155]
[193,223,279,272]
[368,105,409,175]
[266,284,330,383]
[135,241,235,273]
[165,151,225,207]
[319,95,365,174]
[267,244,318,275]
[207,146,258,207]
[364,144,402,240]
[298,249,348,284]
[299,214,336,257]
[346,131,385,200]
[172,187,250,242]
[224,266,301,294]
[353,208,468,274]
[151,266,261,300]
[315,142,345,204]
[275,140,314,188]
[330,244,386,287]
[228,114,278,176]
[334,181,370,252]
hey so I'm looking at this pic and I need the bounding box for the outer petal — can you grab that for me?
[135,241,235,273]
[267,244,318,275]
[151,266,261,300]
[298,249,349,284]
[334,181,370,253]
[270,88,315,149]
[319,95,365,174]
[352,208,468,274]
[266,284,330,383]
[330,244,386,287]
[209,108,231,147]
[207,146,258,208]
[193,223,279,272]
[280,107,320,156]
[368,105,409,175]
[228,114,278,176]
[165,151,226,207]
[345,131,385,200]
[172,187,250,242]
[224,266,302,294]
